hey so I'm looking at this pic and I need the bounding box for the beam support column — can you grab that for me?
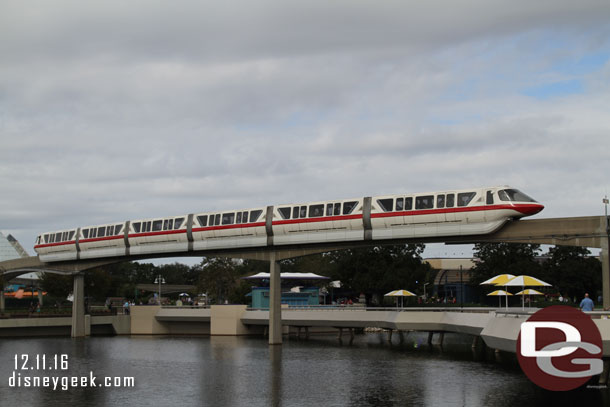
[71,273,86,338]
[602,236,610,310]
[269,252,282,345]
[0,287,4,313]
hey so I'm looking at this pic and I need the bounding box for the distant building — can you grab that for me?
[424,258,476,303]
[0,231,29,261]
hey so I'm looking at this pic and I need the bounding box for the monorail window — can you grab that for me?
[446,194,455,208]
[343,201,357,215]
[163,219,170,230]
[334,203,341,216]
[69,231,75,240]
[215,214,220,225]
[405,197,413,210]
[197,215,208,227]
[106,226,113,236]
[152,220,162,232]
[309,204,324,217]
[299,206,307,218]
[486,191,494,205]
[250,210,262,222]
[115,225,122,235]
[498,189,537,203]
[377,198,393,212]
[44,234,49,243]
[396,198,404,211]
[83,229,89,239]
[292,207,299,219]
[415,196,434,210]
[457,192,476,207]
[145,221,152,232]
[175,218,184,229]
[326,204,333,216]
[437,195,445,209]
[222,213,235,225]
[133,223,141,233]
[98,227,106,238]
[278,207,291,220]
[91,228,97,238]
[236,212,242,223]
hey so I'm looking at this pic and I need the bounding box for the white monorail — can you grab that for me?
[34,186,544,262]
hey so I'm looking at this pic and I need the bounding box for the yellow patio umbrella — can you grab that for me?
[515,289,544,308]
[503,276,551,309]
[384,289,416,308]
[487,290,513,307]
[480,274,515,308]
[479,274,516,286]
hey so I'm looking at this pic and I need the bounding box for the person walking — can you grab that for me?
[580,293,594,312]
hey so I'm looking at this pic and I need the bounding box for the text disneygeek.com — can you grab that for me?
[8,354,135,391]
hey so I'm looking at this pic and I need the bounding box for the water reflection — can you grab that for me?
[0,333,607,406]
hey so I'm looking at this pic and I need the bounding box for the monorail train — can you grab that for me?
[33,186,544,262]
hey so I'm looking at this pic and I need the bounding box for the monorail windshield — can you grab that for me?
[498,189,537,203]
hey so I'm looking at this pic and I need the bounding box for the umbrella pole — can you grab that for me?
[505,285,508,309]
[522,286,525,310]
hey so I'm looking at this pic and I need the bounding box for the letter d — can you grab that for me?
[9,371,15,387]
[521,321,581,357]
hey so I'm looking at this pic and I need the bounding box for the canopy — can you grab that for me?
[502,275,551,287]
[487,290,513,296]
[515,289,544,296]
[384,289,416,297]
[487,289,512,307]
[479,274,516,285]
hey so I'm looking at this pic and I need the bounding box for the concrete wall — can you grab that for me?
[210,305,252,336]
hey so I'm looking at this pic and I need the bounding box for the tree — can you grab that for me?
[541,245,601,301]
[470,243,542,286]
[326,244,432,305]
[194,257,243,304]
[40,272,73,299]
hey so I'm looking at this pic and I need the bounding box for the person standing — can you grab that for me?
[580,293,594,311]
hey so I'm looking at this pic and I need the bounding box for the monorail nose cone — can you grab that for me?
[519,204,544,216]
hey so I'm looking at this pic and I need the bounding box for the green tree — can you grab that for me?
[194,257,244,304]
[326,244,431,305]
[541,245,601,301]
[40,272,73,299]
[470,243,542,286]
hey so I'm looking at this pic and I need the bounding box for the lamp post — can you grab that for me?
[602,195,610,234]
[154,275,165,306]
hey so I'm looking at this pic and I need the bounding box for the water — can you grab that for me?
[0,333,607,406]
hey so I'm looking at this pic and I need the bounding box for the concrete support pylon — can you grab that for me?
[269,252,282,345]
[0,287,4,313]
[602,236,610,310]
[71,273,86,338]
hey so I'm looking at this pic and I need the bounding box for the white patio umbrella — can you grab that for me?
[384,289,416,308]
[480,274,515,308]
[487,290,513,307]
[503,276,551,309]
[515,288,544,308]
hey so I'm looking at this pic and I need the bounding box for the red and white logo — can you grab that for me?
[517,305,603,391]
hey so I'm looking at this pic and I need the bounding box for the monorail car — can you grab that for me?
[34,186,543,262]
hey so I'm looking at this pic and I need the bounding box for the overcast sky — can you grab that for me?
[1,0,609,260]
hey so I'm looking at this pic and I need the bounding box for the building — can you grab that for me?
[424,258,476,303]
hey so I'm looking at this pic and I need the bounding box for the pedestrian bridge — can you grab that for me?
[137,305,610,356]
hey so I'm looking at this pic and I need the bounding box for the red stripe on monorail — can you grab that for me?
[128,229,187,239]
[34,240,77,249]
[272,214,363,226]
[192,222,266,233]
[370,204,543,219]
[79,235,125,244]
